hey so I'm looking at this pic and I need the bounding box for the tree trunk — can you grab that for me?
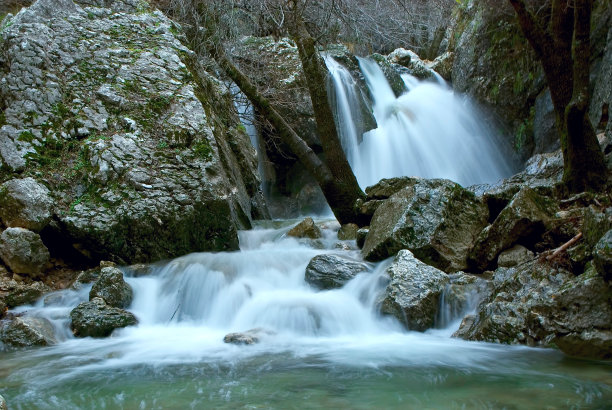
[508,0,606,193]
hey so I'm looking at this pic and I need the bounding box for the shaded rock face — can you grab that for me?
[70,297,137,337]
[594,229,612,281]
[0,228,50,276]
[362,177,488,272]
[378,250,450,331]
[0,0,265,265]
[287,217,322,240]
[497,245,534,268]
[89,267,133,308]
[0,316,57,348]
[454,260,612,360]
[337,223,358,240]
[468,187,556,271]
[305,254,370,290]
[0,178,53,232]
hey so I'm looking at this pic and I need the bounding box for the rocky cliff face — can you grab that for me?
[0,0,266,268]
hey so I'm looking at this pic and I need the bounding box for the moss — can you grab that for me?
[193,140,212,160]
[17,130,35,142]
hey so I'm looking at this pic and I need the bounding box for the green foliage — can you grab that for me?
[17,130,35,142]
[514,106,535,151]
[193,140,212,159]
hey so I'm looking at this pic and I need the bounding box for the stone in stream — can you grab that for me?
[0,275,50,308]
[287,217,322,239]
[0,228,50,277]
[378,250,450,331]
[70,297,138,338]
[305,254,370,290]
[362,177,488,272]
[89,267,133,308]
[0,393,6,410]
[0,316,58,347]
[223,328,275,345]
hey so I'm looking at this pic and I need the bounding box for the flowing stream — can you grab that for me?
[1,221,611,408]
[326,57,515,189]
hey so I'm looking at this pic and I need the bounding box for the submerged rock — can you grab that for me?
[89,267,133,308]
[379,250,450,331]
[0,228,50,277]
[0,178,53,232]
[362,177,488,272]
[223,328,274,345]
[0,316,57,347]
[305,254,370,290]
[70,297,137,338]
[287,217,322,239]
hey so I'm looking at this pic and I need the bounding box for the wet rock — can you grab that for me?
[70,297,137,338]
[429,51,454,81]
[305,254,370,290]
[497,245,534,268]
[386,48,436,81]
[356,228,368,249]
[0,178,53,232]
[89,267,133,308]
[441,272,493,322]
[337,224,359,240]
[468,187,556,271]
[593,229,612,281]
[554,330,612,360]
[0,316,57,347]
[363,177,488,272]
[0,393,6,410]
[287,217,322,239]
[379,250,450,331]
[0,276,50,308]
[454,261,612,360]
[365,177,415,200]
[223,328,274,345]
[0,228,50,277]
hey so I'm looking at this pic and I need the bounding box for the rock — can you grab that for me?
[70,297,138,338]
[440,272,493,324]
[0,300,6,318]
[356,228,368,249]
[533,89,559,154]
[379,250,450,331]
[287,217,322,239]
[365,177,415,200]
[0,316,57,347]
[0,276,50,307]
[0,0,265,264]
[0,393,6,410]
[554,330,612,360]
[468,187,556,271]
[337,224,359,240]
[70,267,102,290]
[0,178,53,232]
[0,228,50,276]
[497,245,534,268]
[593,229,612,281]
[386,48,437,81]
[305,254,369,290]
[363,177,488,272]
[223,328,273,345]
[454,260,612,359]
[429,51,454,81]
[89,267,133,308]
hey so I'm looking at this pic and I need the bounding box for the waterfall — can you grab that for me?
[327,56,514,189]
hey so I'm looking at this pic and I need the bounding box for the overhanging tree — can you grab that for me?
[508,0,606,192]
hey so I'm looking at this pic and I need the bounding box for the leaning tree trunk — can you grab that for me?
[206,42,365,224]
[508,0,606,193]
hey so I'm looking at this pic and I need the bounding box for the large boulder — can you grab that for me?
[362,177,488,272]
[89,267,133,308]
[0,316,57,347]
[468,187,557,271]
[454,260,612,360]
[0,0,265,264]
[0,228,50,276]
[0,275,50,308]
[305,254,370,290]
[0,178,53,232]
[70,297,137,337]
[378,250,450,331]
[593,229,612,281]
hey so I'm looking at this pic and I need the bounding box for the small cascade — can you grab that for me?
[326,56,515,189]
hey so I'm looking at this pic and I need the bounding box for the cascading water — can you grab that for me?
[326,57,515,189]
[1,221,611,408]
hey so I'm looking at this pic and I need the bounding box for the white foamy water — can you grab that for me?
[326,56,514,189]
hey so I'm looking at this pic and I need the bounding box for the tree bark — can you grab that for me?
[508,0,606,193]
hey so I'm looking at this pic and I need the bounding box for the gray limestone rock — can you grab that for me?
[0,316,58,347]
[379,250,450,331]
[0,393,6,410]
[497,245,535,268]
[363,177,488,272]
[0,228,50,276]
[0,275,50,308]
[337,223,359,240]
[89,267,133,308]
[0,178,53,232]
[70,297,137,337]
[593,229,612,281]
[305,254,370,290]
